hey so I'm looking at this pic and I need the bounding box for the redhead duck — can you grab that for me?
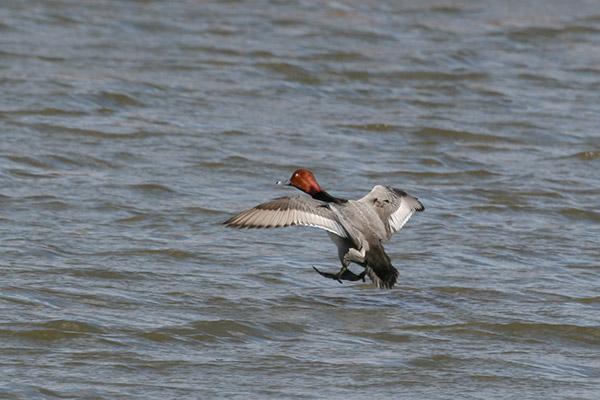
[225,169,424,289]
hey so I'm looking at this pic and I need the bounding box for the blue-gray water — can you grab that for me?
[2,0,600,399]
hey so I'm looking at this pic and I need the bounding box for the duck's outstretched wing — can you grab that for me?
[358,185,424,241]
[224,196,349,238]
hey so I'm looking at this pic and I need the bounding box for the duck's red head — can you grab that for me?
[288,169,322,195]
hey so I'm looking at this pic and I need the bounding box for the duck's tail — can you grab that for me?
[364,243,399,289]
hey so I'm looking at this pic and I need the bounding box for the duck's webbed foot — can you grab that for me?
[312,266,367,284]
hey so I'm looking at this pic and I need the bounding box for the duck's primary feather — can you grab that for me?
[225,195,349,239]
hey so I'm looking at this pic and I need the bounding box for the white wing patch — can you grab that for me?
[388,200,417,232]
[358,185,424,239]
[225,196,349,239]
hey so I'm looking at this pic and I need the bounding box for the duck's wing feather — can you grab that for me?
[358,185,424,240]
[224,196,349,238]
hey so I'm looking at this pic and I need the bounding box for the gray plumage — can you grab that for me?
[225,182,423,289]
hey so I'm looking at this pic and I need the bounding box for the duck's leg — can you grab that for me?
[317,235,367,283]
[313,248,367,283]
[313,266,366,283]
[319,246,367,282]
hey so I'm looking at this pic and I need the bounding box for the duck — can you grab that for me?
[224,169,424,289]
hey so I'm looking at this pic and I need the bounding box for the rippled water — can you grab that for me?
[2,0,600,398]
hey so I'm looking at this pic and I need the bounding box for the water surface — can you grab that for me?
[1,0,600,399]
